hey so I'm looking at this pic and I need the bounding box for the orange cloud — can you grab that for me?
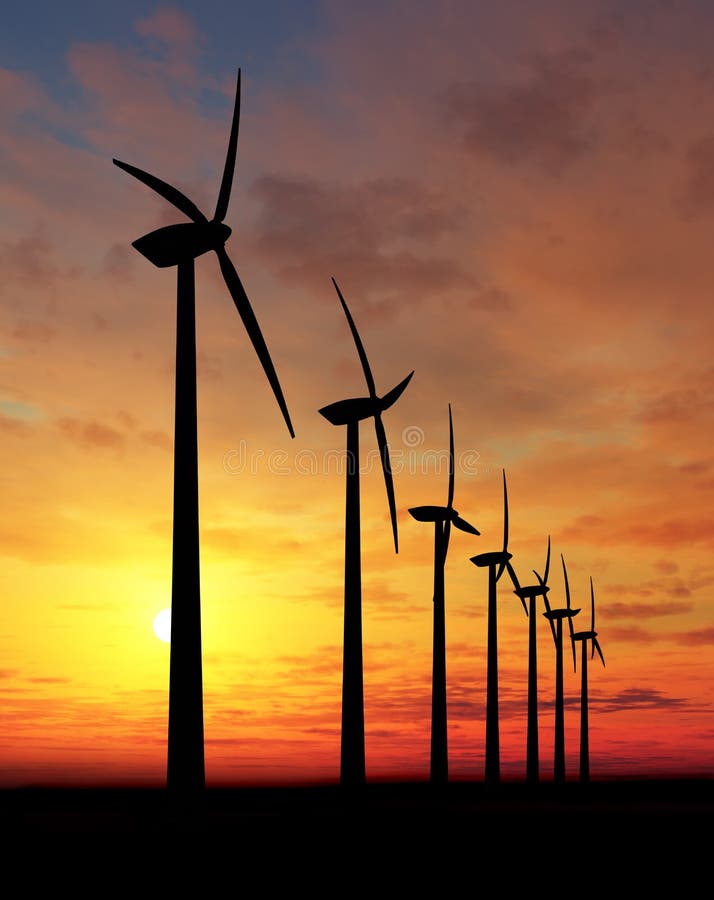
[57,417,126,451]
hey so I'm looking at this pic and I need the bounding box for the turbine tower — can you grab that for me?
[571,577,606,784]
[408,405,480,784]
[319,278,413,787]
[469,471,519,787]
[541,555,580,785]
[113,70,294,793]
[509,537,551,785]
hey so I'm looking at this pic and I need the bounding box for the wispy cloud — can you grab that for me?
[594,687,691,714]
[57,417,125,452]
[602,601,695,619]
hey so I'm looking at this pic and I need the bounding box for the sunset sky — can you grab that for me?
[2,0,713,787]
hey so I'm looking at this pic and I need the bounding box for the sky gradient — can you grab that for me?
[1,0,713,787]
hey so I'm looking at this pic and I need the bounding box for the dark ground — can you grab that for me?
[3,778,711,883]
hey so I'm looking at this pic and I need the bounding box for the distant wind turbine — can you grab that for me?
[571,577,606,784]
[541,554,580,785]
[469,470,519,787]
[319,277,413,786]
[408,405,480,784]
[113,69,294,794]
[509,536,551,785]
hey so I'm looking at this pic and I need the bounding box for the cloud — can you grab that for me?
[196,351,222,382]
[101,244,135,282]
[671,626,714,646]
[11,320,56,343]
[0,414,30,435]
[0,401,43,422]
[595,687,689,713]
[140,430,172,452]
[0,225,60,290]
[653,560,679,575]
[607,626,656,644]
[636,368,714,425]
[201,525,304,562]
[57,417,125,451]
[249,174,473,315]
[602,601,694,619]
[680,134,714,217]
[134,8,197,50]
[561,513,714,549]
[0,66,49,118]
[445,50,603,171]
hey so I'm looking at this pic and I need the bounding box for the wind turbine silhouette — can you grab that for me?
[509,536,551,785]
[319,277,413,786]
[541,554,580,785]
[408,405,480,784]
[571,577,605,784]
[113,70,294,793]
[469,470,519,787]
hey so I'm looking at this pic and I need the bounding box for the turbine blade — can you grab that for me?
[495,469,509,582]
[380,371,414,411]
[216,245,295,437]
[590,576,596,632]
[452,515,480,535]
[539,575,557,645]
[442,518,451,567]
[506,562,527,615]
[113,159,207,224]
[561,554,572,609]
[374,412,399,553]
[505,560,522,593]
[331,278,376,398]
[568,617,576,671]
[543,535,551,586]
[594,638,605,667]
[214,69,241,223]
[501,469,509,554]
[447,404,455,509]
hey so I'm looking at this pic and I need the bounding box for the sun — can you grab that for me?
[152,608,171,643]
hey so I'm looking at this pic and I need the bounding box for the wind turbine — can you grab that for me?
[319,277,413,787]
[508,536,551,785]
[113,70,294,794]
[469,470,519,787]
[408,405,480,784]
[541,554,580,785]
[571,577,606,784]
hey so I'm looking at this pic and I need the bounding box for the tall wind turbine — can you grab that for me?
[469,471,519,787]
[509,536,551,785]
[408,405,480,784]
[571,577,605,784]
[319,277,413,786]
[541,555,580,785]
[113,70,294,793]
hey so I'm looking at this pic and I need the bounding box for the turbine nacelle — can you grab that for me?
[514,583,550,600]
[572,629,598,641]
[409,505,480,535]
[543,606,581,621]
[318,372,413,426]
[132,221,232,268]
[471,550,512,569]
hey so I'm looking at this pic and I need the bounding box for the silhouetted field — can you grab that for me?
[4,778,710,867]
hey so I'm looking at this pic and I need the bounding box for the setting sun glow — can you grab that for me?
[152,609,171,644]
